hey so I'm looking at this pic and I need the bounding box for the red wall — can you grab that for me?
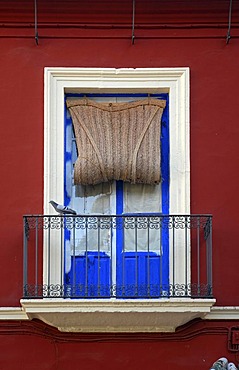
[0,1,239,368]
[1,28,239,306]
[0,319,236,370]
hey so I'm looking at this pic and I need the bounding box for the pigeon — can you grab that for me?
[227,364,237,370]
[49,200,77,215]
[210,358,228,370]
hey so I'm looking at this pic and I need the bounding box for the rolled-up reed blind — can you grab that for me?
[66,98,166,185]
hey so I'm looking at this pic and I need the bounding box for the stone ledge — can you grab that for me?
[0,307,28,320]
[20,298,215,333]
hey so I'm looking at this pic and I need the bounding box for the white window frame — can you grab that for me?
[44,67,190,288]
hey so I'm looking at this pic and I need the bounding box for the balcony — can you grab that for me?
[20,214,215,332]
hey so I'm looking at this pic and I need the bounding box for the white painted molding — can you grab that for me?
[4,305,239,328]
[44,67,191,287]
[44,67,190,215]
[0,307,28,320]
[205,306,239,320]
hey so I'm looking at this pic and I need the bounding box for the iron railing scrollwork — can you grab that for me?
[23,214,213,299]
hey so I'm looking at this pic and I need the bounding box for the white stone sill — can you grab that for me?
[8,301,239,333]
[17,298,216,332]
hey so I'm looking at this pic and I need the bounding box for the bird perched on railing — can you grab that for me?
[49,200,77,215]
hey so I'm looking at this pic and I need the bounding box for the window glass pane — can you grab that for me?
[123,183,161,253]
[123,183,161,213]
[71,183,112,255]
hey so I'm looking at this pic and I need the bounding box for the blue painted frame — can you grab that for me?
[64,93,169,298]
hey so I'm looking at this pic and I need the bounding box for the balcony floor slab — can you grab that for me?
[20,298,216,333]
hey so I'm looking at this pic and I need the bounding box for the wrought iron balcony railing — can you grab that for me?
[23,214,213,299]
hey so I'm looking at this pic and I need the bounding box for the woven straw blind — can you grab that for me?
[66,98,166,185]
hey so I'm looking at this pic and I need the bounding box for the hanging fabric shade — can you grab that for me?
[66,98,166,186]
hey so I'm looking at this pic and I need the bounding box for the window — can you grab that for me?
[64,93,169,298]
[20,67,215,333]
[43,67,190,290]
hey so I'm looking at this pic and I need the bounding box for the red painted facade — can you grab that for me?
[0,1,239,368]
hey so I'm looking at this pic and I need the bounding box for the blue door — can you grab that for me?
[115,181,169,298]
[64,94,169,298]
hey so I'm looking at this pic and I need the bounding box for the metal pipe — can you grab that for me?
[23,217,28,297]
[47,217,51,294]
[97,218,101,297]
[147,218,150,297]
[197,216,200,296]
[60,217,64,295]
[226,0,233,44]
[206,217,213,296]
[172,216,175,293]
[34,0,39,44]
[132,0,135,44]
[35,217,38,297]
[135,217,138,296]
